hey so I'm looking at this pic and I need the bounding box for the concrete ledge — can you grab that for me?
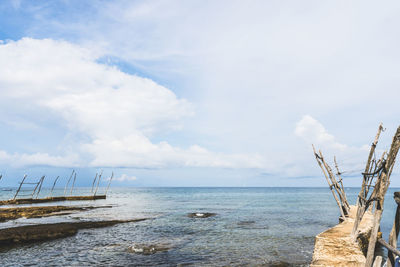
[311,205,374,267]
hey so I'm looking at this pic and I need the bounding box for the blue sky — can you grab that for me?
[0,0,400,187]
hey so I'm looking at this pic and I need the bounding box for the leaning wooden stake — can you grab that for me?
[352,124,384,236]
[64,170,75,196]
[105,172,114,196]
[334,156,350,211]
[49,176,60,198]
[70,173,76,195]
[312,145,346,219]
[13,174,27,200]
[320,152,349,215]
[31,177,42,198]
[365,126,400,267]
[94,170,103,196]
[387,192,400,267]
[35,176,45,199]
[91,173,98,193]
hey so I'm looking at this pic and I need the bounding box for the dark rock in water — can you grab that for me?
[128,243,172,255]
[187,212,216,218]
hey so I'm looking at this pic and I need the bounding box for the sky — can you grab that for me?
[0,0,399,187]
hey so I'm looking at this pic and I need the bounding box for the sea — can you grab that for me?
[0,187,399,266]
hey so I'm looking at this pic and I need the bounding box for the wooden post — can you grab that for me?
[91,173,98,193]
[312,145,346,219]
[13,174,27,200]
[31,177,42,198]
[334,156,350,211]
[372,256,382,267]
[387,192,400,267]
[35,176,45,199]
[49,176,60,198]
[94,170,103,196]
[352,124,384,236]
[105,172,114,196]
[320,153,349,215]
[365,126,400,267]
[70,173,76,195]
[64,170,75,196]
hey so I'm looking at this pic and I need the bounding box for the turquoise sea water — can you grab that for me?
[0,187,399,266]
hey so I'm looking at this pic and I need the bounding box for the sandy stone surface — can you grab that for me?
[310,205,374,267]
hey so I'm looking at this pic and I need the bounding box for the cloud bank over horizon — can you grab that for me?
[0,38,264,170]
[0,1,400,186]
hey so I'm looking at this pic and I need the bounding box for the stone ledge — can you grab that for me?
[311,205,374,267]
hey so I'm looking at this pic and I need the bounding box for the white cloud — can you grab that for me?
[0,38,263,169]
[294,115,376,175]
[295,115,347,151]
[112,174,137,182]
[0,150,79,167]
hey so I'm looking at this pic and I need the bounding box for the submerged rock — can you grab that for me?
[128,243,172,255]
[0,218,148,247]
[187,212,216,218]
[237,220,256,226]
[0,205,113,222]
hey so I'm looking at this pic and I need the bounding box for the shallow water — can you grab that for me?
[0,187,399,266]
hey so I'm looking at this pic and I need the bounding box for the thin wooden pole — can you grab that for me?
[31,177,42,198]
[70,173,76,195]
[334,156,350,210]
[321,153,349,215]
[105,172,114,196]
[64,170,75,196]
[13,174,27,200]
[377,238,400,257]
[91,173,98,193]
[352,124,384,236]
[49,176,60,198]
[365,126,400,267]
[35,176,45,199]
[94,170,103,196]
[387,192,400,267]
[312,145,346,220]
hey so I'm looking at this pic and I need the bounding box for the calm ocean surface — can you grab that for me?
[0,187,399,266]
